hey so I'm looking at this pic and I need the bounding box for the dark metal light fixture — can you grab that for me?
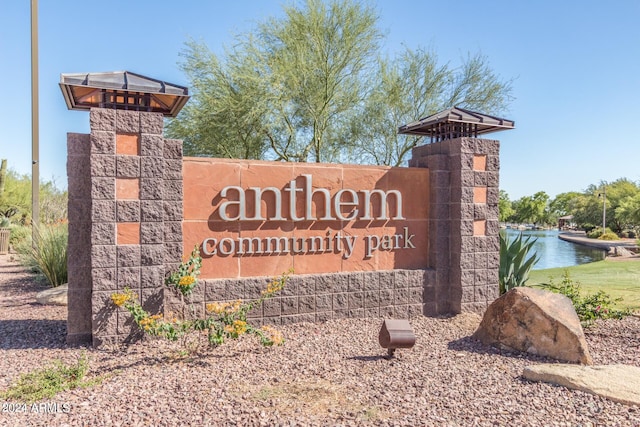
[59,71,189,117]
[379,319,416,358]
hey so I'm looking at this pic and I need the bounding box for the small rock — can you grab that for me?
[35,283,68,306]
[523,364,640,406]
[473,287,592,364]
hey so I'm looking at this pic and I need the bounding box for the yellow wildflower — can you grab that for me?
[262,279,285,295]
[233,320,247,335]
[111,293,129,307]
[206,302,229,315]
[223,324,235,335]
[261,325,284,345]
[178,275,196,287]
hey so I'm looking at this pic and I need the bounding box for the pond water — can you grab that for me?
[502,228,605,270]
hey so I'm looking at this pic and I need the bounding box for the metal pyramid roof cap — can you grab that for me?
[60,70,189,117]
[398,106,514,137]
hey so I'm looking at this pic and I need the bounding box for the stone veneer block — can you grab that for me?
[90,108,116,131]
[116,133,140,155]
[164,221,183,242]
[117,222,141,245]
[163,159,183,180]
[140,112,164,134]
[116,178,140,200]
[164,139,183,159]
[91,222,116,245]
[67,132,91,155]
[116,110,140,133]
[141,244,164,266]
[141,134,164,157]
[142,201,164,222]
[140,178,164,200]
[141,157,164,178]
[91,131,116,154]
[117,246,141,267]
[91,178,115,200]
[116,155,141,178]
[116,200,140,222]
[141,222,163,244]
[90,155,116,177]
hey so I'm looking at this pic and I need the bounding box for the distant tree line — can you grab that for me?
[500,178,640,236]
[0,161,67,225]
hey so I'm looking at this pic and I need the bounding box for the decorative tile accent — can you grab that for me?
[117,222,141,245]
[116,178,140,200]
[116,133,140,155]
[473,154,487,171]
[473,219,487,236]
[474,186,488,204]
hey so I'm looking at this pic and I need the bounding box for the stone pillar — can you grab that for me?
[66,108,184,347]
[409,137,500,315]
[66,133,92,344]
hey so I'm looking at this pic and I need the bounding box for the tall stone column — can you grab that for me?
[67,107,184,347]
[409,137,500,315]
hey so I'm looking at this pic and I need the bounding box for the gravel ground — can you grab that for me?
[1,254,639,427]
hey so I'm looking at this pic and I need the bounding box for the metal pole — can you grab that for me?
[602,184,606,232]
[31,0,39,241]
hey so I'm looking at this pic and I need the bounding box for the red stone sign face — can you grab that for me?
[182,158,429,278]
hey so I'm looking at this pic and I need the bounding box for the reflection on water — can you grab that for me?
[502,228,605,270]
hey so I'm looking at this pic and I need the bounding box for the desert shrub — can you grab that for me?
[0,354,100,403]
[8,223,30,247]
[17,224,68,287]
[598,231,620,240]
[587,227,618,240]
[499,232,540,294]
[535,271,630,326]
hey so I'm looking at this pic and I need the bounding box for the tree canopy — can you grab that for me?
[500,178,640,235]
[167,0,513,165]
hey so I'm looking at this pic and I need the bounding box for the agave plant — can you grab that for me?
[499,232,540,295]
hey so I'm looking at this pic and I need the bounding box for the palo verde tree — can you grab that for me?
[168,0,382,162]
[167,0,513,165]
[346,49,513,166]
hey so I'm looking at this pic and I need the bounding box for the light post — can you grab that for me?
[599,183,606,233]
[31,0,39,242]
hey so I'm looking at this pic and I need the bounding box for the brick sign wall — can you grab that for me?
[66,108,500,347]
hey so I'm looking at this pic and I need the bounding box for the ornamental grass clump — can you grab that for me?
[17,223,68,287]
[112,247,289,349]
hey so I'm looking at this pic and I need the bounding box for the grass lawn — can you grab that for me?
[528,259,640,310]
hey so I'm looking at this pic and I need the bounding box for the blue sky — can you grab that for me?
[1,0,639,200]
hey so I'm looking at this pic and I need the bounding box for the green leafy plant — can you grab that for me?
[499,232,540,294]
[17,223,68,287]
[165,245,203,296]
[112,249,289,350]
[535,270,631,326]
[0,354,101,403]
[587,227,619,240]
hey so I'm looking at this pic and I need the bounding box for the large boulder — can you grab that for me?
[35,283,68,306]
[472,287,593,365]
